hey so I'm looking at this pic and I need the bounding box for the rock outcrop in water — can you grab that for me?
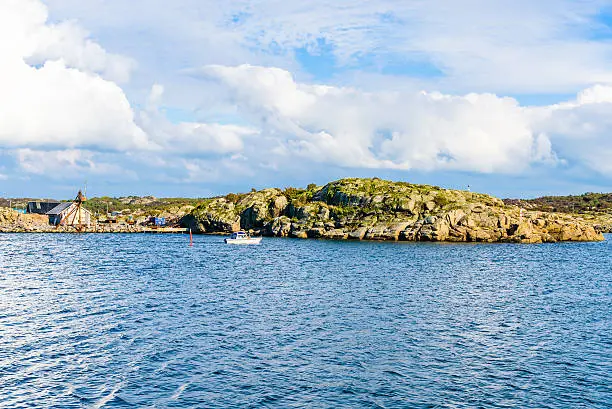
[181,178,604,243]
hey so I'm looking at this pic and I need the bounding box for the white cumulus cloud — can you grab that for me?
[139,84,259,155]
[0,0,150,153]
[2,0,135,82]
[42,0,612,93]
[15,148,129,177]
[530,85,612,174]
[5,0,612,191]
[201,64,555,173]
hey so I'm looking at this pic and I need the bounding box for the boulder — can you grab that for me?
[271,195,288,217]
[323,229,349,240]
[183,198,240,233]
[396,198,417,214]
[348,227,368,240]
[265,216,292,237]
[291,230,308,239]
[238,189,286,229]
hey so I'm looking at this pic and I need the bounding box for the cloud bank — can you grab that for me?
[200,64,612,177]
[2,0,612,196]
[0,0,147,152]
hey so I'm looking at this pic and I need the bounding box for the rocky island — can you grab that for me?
[0,178,605,242]
[181,178,604,243]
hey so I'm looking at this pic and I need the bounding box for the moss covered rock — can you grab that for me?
[183,198,240,233]
[182,178,604,243]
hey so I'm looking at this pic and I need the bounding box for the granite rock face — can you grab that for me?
[0,208,52,232]
[182,178,604,243]
[181,198,241,233]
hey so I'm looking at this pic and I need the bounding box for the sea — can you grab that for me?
[0,233,610,408]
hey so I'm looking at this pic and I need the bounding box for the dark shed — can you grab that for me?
[27,201,61,215]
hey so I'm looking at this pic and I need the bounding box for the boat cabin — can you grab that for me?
[225,230,261,244]
[230,231,248,240]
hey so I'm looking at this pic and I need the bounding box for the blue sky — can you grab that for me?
[2,0,612,199]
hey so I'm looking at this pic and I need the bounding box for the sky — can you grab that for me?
[2,0,612,199]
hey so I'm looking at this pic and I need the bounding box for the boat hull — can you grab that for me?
[224,237,262,245]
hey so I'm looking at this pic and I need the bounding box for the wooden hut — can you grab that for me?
[47,203,92,227]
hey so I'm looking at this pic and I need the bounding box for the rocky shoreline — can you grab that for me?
[182,178,604,243]
[1,178,606,243]
[0,209,186,234]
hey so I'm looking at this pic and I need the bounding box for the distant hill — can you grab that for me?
[504,193,612,214]
[84,196,205,216]
[0,198,57,209]
[0,196,207,214]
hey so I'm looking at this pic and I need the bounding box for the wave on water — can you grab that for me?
[0,233,610,408]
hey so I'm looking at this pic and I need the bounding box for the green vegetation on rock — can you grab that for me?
[0,180,609,240]
[504,193,612,233]
[505,193,612,213]
[85,196,203,217]
[180,178,603,243]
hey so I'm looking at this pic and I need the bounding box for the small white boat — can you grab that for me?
[224,231,262,245]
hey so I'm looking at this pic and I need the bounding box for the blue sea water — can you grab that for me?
[0,233,610,408]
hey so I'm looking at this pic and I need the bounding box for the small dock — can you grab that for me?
[143,227,190,234]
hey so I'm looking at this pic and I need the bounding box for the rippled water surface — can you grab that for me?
[1,234,611,408]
